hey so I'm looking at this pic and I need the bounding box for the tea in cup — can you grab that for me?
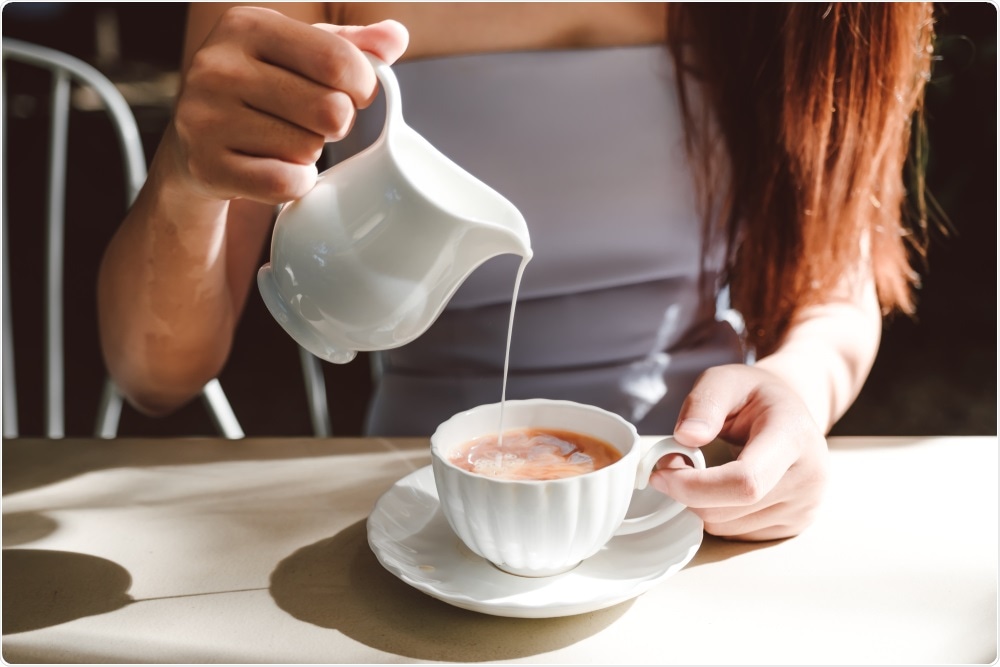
[430,399,705,577]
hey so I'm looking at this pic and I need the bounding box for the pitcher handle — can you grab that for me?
[364,54,403,136]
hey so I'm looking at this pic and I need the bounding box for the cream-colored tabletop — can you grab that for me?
[2,435,997,664]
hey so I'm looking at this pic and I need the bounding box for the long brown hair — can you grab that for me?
[666,3,936,355]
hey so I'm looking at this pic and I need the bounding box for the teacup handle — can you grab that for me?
[615,437,705,536]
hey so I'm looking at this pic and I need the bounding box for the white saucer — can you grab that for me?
[367,465,704,618]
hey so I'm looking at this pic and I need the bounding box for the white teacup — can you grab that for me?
[430,399,705,577]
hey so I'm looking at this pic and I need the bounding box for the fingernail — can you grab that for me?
[676,418,712,437]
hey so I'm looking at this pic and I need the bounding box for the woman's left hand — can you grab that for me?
[649,363,830,541]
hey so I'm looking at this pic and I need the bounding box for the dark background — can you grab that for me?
[3,2,996,438]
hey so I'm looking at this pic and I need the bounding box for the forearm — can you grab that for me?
[753,278,882,433]
[97,137,240,416]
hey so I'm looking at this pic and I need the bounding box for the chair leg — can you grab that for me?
[369,350,385,386]
[94,376,123,439]
[2,201,17,438]
[2,330,16,437]
[44,69,70,439]
[201,379,244,439]
[95,377,243,439]
[299,346,331,437]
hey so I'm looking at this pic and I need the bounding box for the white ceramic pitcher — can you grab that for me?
[257,55,532,364]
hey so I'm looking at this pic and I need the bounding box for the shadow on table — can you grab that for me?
[686,533,785,567]
[2,548,133,635]
[270,519,632,661]
[2,512,59,547]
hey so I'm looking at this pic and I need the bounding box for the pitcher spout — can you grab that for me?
[391,127,533,261]
[481,208,533,262]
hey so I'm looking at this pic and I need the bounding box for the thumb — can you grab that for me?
[316,19,410,65]
[672,368,744,448]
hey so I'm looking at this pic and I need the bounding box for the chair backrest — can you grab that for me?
[2,37,244,439]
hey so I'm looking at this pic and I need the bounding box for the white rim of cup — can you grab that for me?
[430,398,641,485]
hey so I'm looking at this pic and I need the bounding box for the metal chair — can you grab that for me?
[295,349,384,437]
[298,348,332,437]
[2,37,243,439]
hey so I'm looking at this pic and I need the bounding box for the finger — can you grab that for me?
[698,501,816,541]
[240,63,359,140]
[651,462,759,508]
[219,8,377,107]
[313,21,410,108]
[652,420,801,509]
[710,522,801,542]
[229,115,326,165]
[654,453,695,471]
[688,496,771,526]
[241,20,409,133]
[672,366,749,447]
[317,20,410,66]
[212,151,318,205]
[180,95,325,167]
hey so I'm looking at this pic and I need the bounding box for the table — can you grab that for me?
[3,435,997,664]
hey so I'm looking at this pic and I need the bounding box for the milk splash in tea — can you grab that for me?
[451,427,623,481]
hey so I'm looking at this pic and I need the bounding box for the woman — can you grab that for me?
[97,3,936,540]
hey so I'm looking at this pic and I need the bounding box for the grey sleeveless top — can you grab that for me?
[332,46,746,436]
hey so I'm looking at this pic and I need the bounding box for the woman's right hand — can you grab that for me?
[166,6,409,205]
[97,6,407,416]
